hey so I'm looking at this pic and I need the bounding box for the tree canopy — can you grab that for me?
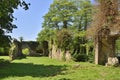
[43,0,77,29]
[37,0,93,61]
[0,0,30,47]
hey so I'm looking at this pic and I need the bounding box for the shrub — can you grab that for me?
[88,53,94,63]
[0,47,4,53]
[72,53,88,62]
[56,29,72,50]
[0,47,9,55]
[22,48,30,55]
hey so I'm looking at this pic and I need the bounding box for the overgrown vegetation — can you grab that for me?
[0,1,120,78]
[87,0,120,65]
[37,0,93,62]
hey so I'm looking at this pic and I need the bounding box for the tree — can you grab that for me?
[37,0,93,61]
[72,0,92,30]
[43,0,77,29]
[37,29,55,42]
[71,0,92,56]
[0,0,30,48]
[37,29,54,56]
[41,0,78,60]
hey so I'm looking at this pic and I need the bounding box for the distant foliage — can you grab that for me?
[22,48,30,55]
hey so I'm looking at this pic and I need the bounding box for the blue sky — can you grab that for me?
[10,0,53,41]
[10,0,94,41]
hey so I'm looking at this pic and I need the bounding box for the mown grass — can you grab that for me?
[0,56,120,80]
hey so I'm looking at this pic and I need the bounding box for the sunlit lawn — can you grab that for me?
[0,56,120,80]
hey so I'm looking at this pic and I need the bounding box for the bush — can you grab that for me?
[0,47,9,56]
[0,47,4,53]
[88,53,94,63]
[22,48,30,55]
[72,53,88,62]
[56,29,72,50]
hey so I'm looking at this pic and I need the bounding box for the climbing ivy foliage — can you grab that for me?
[0,0,30,47]
[37,0,93,61]
[87,0,120,37]
[56,29,72,50]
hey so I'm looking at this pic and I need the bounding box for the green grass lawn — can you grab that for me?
[0,56,120,80]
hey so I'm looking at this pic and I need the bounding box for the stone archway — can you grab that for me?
[9,39,23,60]
[9,40,41,60]
[95,28,119,65]
[87,0,120,66]
[21,41,40,56]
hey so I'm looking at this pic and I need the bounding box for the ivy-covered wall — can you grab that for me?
[21,41,42,56]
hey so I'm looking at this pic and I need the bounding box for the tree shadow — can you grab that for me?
[0,59,67,79]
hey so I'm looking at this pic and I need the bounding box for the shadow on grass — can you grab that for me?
[0,59,67,79]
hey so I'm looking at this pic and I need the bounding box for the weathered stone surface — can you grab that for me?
[50,45,71,61]
[22,41,40,56]
[65,51,71,61]
[105,57,119,66]
[95,28,117,65]
[9,39,23,60]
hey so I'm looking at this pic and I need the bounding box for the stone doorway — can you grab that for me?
[95,28,120,65]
